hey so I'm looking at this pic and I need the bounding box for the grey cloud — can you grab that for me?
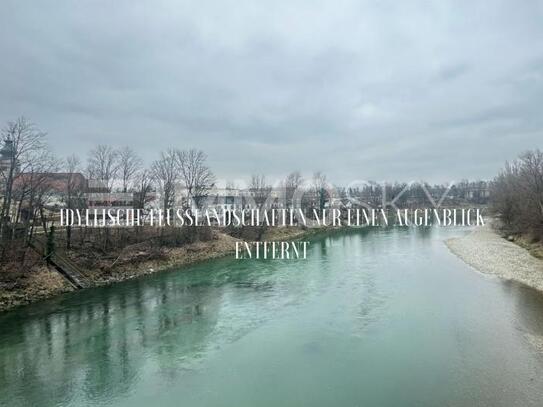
[1,0,542,184]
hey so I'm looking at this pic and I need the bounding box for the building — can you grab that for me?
[174,185,285,213]
[10,172,87,222]
[13,173,153,221]
[0,139,16,175]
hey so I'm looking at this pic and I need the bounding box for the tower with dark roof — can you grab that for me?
[0,139,17,174]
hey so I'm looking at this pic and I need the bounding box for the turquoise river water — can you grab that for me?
[1,228,543,406]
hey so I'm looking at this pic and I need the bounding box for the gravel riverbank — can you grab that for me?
[446,225,543,353]
[446,225,543,293]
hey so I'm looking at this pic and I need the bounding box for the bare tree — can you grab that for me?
[284,171,304,208]
[491,149,543,239]
[118,146,143,193]
[28,154,60,244]
[518,150,543,220]
[152,149,179,213]
[0,117,46,242]
[13,150,58,225]
[63,154,86,249]
[249,174,272,210]
[6,147,59,263]
[87,145,118,191]
[176,149,215,208]
[134,168,154,210]
[312,171,327,211]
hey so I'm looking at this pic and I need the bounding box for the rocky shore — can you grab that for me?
[446,225,543,293]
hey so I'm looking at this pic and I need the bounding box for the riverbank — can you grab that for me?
[5,225,543,406]
[0,226,328,313]
[78,226,329,285]
[0,262,71,312]
[446,225,543,353]
[446,225,543,294]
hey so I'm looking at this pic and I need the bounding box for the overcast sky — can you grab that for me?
[0,0,542,184]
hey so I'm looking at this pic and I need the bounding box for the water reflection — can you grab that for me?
[0,228,543,407]
[0,270,227,406]
[506,281,543,340]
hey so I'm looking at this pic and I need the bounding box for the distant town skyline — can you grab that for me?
[1,0,542,184]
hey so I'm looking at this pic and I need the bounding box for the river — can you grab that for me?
[1,228,543,406]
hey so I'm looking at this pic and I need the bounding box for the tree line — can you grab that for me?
[0,117,334,263]
[0,117,217,262]
[490,149,543,240]
[0,115,511,267]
